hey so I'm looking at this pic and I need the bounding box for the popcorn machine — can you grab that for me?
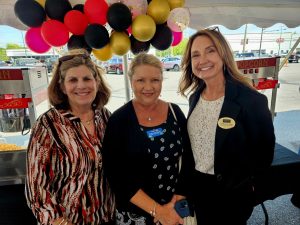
[0,66,49,186]
[236,56,280,120]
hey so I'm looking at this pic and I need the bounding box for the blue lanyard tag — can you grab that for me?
[146,128,164,138]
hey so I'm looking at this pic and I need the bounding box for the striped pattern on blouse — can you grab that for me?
[25,107,115,225]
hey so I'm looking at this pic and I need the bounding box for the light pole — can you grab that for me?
[20,31,28,57]
[277,26,287,55]
[259,28,264,57]
[242,24,248,53]
[289,31,297,49]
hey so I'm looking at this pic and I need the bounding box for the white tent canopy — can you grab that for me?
[187,0,300,29]
[1,0,300,31]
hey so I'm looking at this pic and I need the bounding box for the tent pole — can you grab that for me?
[242,24,248,54]
[122,54,130,102]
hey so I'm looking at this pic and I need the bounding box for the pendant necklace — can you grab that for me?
[147,116,152,121]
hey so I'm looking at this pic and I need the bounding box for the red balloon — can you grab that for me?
[127,26,132,35]
[84,0,108,25]
[64,10,88,35]
[171,31,183,46]
[41,20,70,47]
[25,27,51,53]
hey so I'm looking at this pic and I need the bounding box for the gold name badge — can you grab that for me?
[218,117,236,129]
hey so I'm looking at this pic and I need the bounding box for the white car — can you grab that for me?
[161,57,181,71]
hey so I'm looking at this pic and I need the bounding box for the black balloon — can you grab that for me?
[14,0,46,27]
[107,3,132,31]
[84,24,110,49]
[45,0,72,22]
[151,25,173,51]
[68,35,92,54]
[130,35,150,55]
[73,4,84,13]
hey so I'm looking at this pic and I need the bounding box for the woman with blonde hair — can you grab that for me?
[25,49,115,225]
[103,53,191,225]
[178,28,275,225]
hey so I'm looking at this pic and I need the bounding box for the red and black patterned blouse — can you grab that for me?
[25,107,115,225]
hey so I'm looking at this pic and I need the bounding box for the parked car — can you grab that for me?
[161,57,181,71]
[105,57,123,74]
[14,58,39,66]
[288,54,299,63]
[0,61,7,66]
[235,52,255,58]
[45,57,58,73]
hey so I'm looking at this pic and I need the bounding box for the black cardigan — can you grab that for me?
[102,101,193,213]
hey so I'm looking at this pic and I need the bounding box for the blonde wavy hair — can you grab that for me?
[128,53,163,80]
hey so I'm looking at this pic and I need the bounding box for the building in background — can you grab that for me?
[224,31,300,56]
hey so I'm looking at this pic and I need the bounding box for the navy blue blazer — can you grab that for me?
[186,76,275,190]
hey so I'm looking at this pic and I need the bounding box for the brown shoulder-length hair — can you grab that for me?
[179,28,253,97]
[48,48,111,110]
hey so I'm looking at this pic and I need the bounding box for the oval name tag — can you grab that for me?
[218,117,235,129]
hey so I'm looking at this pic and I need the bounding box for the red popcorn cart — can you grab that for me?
[236,57,280,120]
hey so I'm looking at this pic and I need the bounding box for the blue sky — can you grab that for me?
[1,23,300,48]
[0,25,26,48]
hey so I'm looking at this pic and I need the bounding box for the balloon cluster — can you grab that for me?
[14,0,190,61]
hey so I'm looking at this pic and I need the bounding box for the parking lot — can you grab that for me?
[105,62,300,116]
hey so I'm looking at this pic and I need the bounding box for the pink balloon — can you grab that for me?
[172,31,183,46]
[25,27,51,53]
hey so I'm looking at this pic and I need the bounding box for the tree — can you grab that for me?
[172,38,188,56]
[155,38,188,57]
[6,43,24,49]
[0,48,8,61]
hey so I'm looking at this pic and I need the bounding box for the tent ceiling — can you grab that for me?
[187,0,300,29]
[1,0,300,31]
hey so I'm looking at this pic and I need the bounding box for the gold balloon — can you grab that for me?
[132,15,156,42]
[36,0,46,8]
[167,0,185,10]
[93,44,113,61]
[147,0,170,24]
[110,32,131,56]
